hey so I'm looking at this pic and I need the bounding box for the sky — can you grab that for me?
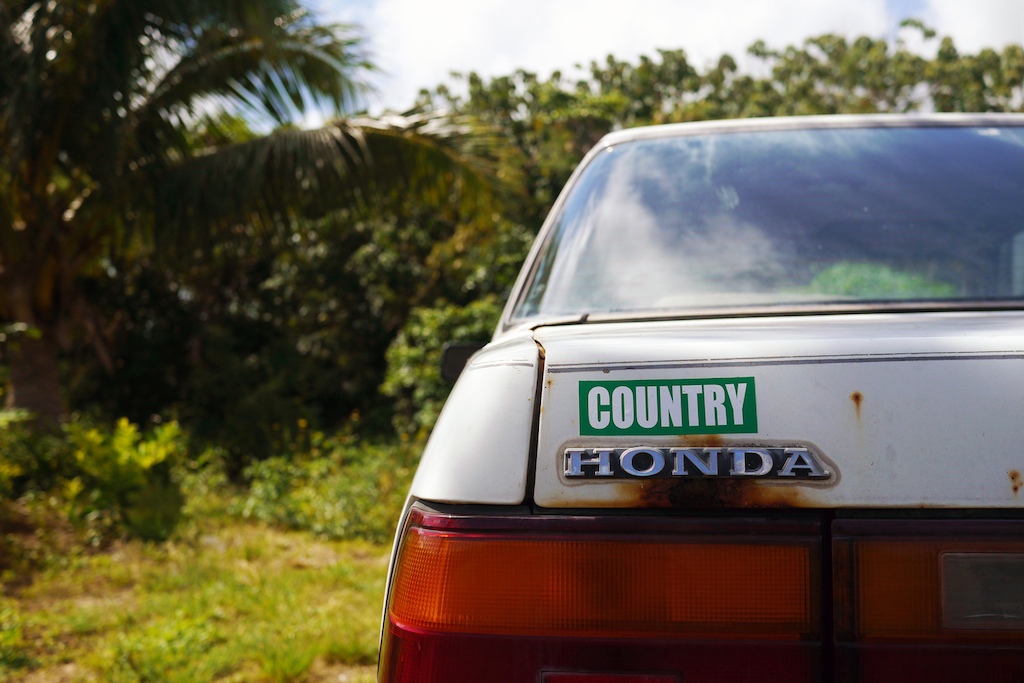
[308,0,1024,113]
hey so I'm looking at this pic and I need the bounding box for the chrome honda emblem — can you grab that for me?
[564,446,832,480]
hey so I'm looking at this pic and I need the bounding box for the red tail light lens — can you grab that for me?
[833,519,1024,683]
[381,506,821,683]
[542,674,678,683]
[391,526,815,639]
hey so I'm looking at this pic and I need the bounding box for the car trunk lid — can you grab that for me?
[532,310,1024,509]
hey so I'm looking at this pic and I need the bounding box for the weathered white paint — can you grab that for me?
[532,311,1024,508]
[408,332,538,505]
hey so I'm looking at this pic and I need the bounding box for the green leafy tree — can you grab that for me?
[384,24,1024,438]
[382,296,506,437]
[0,1,497,425]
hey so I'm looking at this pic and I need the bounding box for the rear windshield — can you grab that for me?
[512,124,1024,319]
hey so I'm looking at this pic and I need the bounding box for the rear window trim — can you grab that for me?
[501,115,1024,334]
[511,299,1024,333]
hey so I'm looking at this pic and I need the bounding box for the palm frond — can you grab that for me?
[130,16,371,141]
[151,112,509,249]
[2,1,372,178]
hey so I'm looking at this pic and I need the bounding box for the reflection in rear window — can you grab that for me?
[513,125,1024,319]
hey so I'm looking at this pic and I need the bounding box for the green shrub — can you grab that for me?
[0,415,20,499]
[0,409,72,498]
[237,433,416,543]
[381,295,504,437]
[1,410,77,576]
[1,413,188,569]
[177,446,233,521]
[66,418,186,542]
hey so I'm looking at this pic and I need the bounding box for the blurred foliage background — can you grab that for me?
[1,2,1022,679]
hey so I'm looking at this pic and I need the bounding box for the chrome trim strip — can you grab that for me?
[547,351,1024,374]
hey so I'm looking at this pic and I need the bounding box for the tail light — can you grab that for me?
[833,519,1024,683]
[380,505,822,683]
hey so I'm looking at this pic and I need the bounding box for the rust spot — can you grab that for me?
[850,391,863,419]
[629,437,813,508]
[612,438,827,509]
[675,434,725,448]
[546,378,553,389]
[633,477,812,509]
[1010,470,1022,496]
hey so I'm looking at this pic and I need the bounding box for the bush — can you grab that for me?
[0,409,72,498]
[3,407,414,554]
[381,295,504,437]
[236,432,417,543]
[0,412,27,500]
[66,419,186,542]
[0,413,186,544]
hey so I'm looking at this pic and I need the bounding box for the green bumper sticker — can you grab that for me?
[579,378,757,436]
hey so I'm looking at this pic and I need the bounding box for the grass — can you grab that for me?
[0,428,419,681]
[1,519,388,682]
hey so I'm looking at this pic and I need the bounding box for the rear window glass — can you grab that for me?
[512,125,1024,319]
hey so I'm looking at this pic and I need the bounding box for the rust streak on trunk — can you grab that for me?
[850,391,864,420]
[634,477,814,509]
[629,435,816,509]
[674,434,725,448]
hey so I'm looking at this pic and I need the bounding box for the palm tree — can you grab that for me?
[0,1,495,424]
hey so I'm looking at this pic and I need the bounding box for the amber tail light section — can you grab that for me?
[380,505,821,683]
[833,519,1024,683]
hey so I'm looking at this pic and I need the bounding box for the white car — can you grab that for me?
[378,114,1024,683]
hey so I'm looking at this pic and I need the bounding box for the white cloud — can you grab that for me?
[314,0,1021,111]
[927,0,1024,53]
